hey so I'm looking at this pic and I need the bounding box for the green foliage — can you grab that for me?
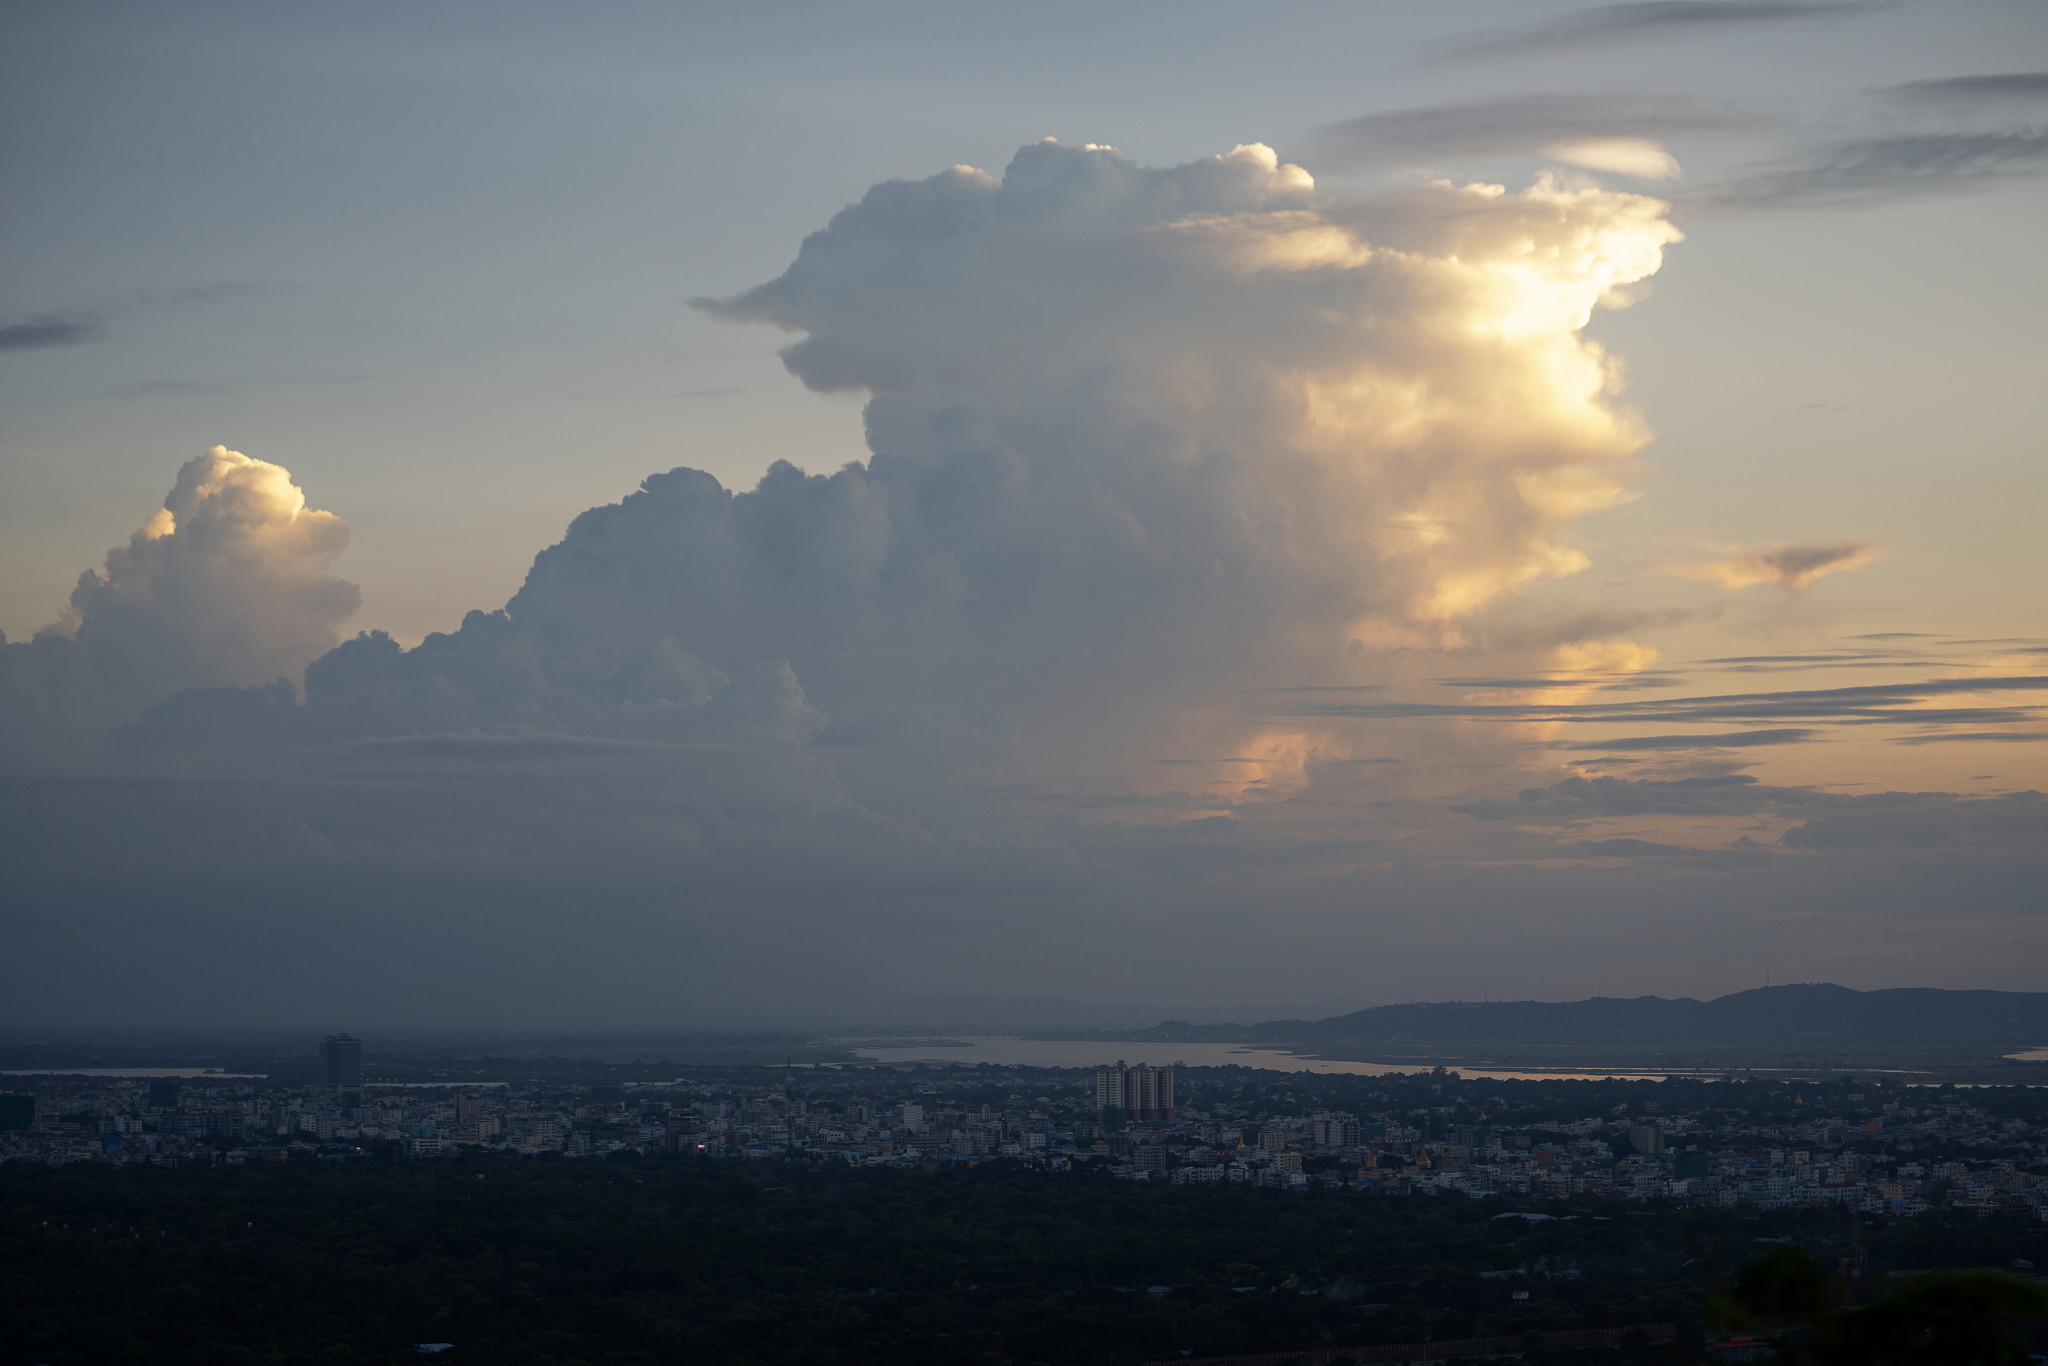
[3,1157,2044,1366]
[1709,1244,2048,1364]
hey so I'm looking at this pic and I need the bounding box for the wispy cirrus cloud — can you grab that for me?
[1430,1,1880,64]
[1309,94,1736,173]
[1694,69,2048,210]
[1558,727,1816,750]
[1883,72,2048,106]
[0,283,274,358]
[1282,674,2048,736]
[1704,129,2048,209]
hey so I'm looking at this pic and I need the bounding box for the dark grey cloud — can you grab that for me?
[1429,673,1688,691]
[1703,652,1892,664]
[1781,789,2047,851]
[0,312,105,353]
[1455,774,2048,856]
[1285,674,2048,731]
[1433,1,1878,63]
[1894,730,2047,746]
[1456,772,1784,820]
[1691,648,1948,674]
[0,283,272,358]
[1562,727,1816,750]
[1568,836,1722,858]
[1703,130,2048,209]
[1884,72,2048,106]
[1309,94,1737,172]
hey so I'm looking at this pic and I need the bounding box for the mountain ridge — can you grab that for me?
[1070,984,2048,1051]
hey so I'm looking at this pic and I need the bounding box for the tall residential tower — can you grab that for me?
[320,1032,363,1109]
[1094,1062,1174,1123]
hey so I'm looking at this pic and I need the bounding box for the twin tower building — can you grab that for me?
[1094,1062,1175,1125]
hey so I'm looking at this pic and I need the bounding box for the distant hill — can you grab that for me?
[846,995,1375,1035]
[1117,984,2048,1052]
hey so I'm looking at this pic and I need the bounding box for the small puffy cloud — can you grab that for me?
[1667,540,1874,591]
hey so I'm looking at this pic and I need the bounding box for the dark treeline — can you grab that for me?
[6,1154,2048,1366]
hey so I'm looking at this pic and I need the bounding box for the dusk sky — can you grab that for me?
[3,2,2045,1026]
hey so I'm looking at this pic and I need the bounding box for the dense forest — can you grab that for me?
[6,1153,2048,1366]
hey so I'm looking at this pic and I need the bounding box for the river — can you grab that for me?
[836,1036,1666,1081]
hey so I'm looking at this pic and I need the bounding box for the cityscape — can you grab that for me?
[8,1035,2047,1224]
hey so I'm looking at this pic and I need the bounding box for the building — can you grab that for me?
[320,1033,364,1108]
[1094,1063,1174,1122]
[320,1033,364,1089]
[1631,1124,1666,1157]
[1313,1116,1361,1147]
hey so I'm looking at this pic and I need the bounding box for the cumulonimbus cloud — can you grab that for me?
[93,140,1680,803]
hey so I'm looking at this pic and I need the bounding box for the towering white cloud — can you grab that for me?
[0,445,357,762]
[682,141,1679,795]
[70,445,358,684]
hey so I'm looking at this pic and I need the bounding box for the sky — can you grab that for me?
[2,1,2046,1028]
